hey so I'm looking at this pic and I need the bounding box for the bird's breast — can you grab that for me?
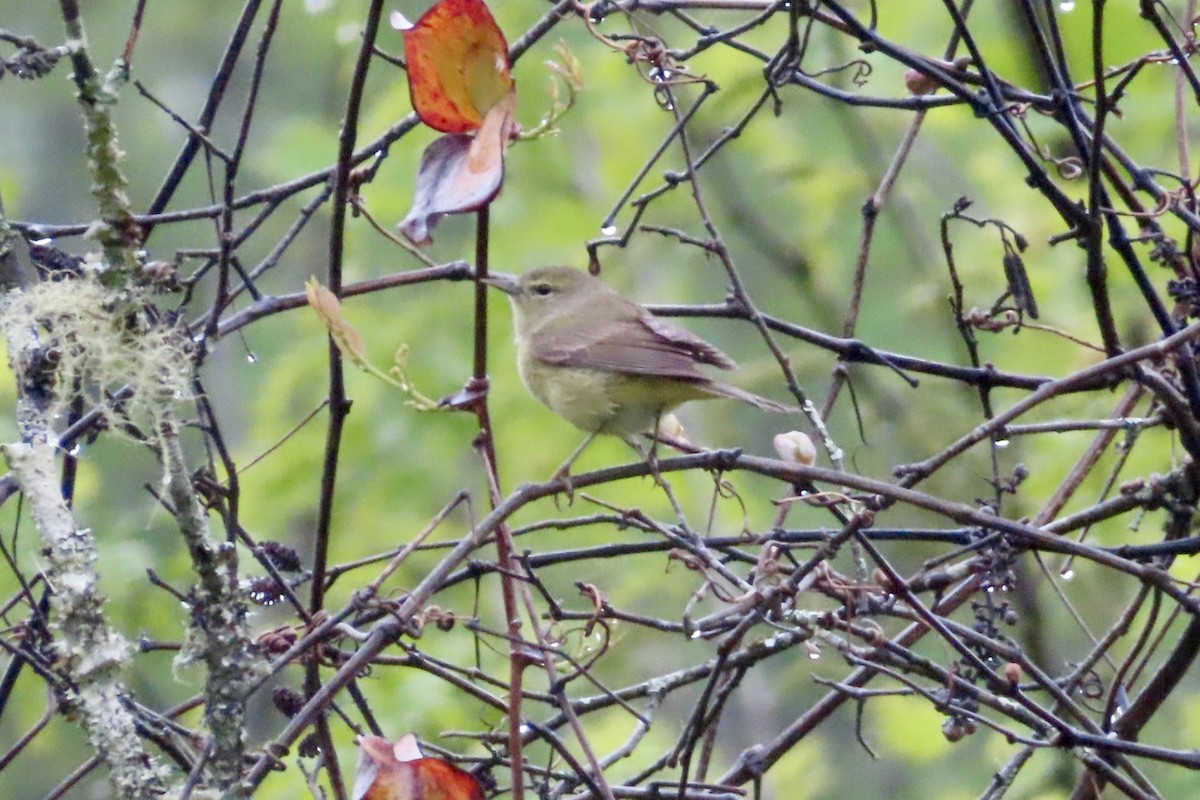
[518,348,714,436]
[517,349,618,433]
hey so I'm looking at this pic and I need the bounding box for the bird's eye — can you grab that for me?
[533,283,553,296]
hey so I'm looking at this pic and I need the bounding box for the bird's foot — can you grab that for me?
[550,466,576,507]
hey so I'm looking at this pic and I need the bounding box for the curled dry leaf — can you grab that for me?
[305,281,438,408]
[398,91,516,245]
[305,277,366,360]
[354,733,483,800]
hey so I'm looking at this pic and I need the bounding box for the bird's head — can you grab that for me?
[484,267,605,332]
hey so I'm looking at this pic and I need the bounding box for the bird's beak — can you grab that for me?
[480,273,519,296]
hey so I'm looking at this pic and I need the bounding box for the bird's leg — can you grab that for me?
[627,427,666,493]
[551,431,597,504]
[647,408,663,474]
[554,431,597,480]
[652,413,693,453]
[626,435,694,527]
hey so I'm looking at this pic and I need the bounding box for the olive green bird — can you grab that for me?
[487,267,793,470]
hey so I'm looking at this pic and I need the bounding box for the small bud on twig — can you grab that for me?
[773,430,817,466]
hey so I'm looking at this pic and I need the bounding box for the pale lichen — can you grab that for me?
[1,275,192,430]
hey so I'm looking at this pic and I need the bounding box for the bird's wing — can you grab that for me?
[641,315,737,370]
[530,311,736,380]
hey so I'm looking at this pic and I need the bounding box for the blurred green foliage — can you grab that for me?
[1,0,1198,798]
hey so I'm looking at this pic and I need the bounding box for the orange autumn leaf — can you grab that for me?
[403,0,513,133]
[354,734,483,800]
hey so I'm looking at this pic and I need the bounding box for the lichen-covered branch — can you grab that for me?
[159,413,261,798]
[58,0,139,277]
[0,192,28,290]
[1,313,167,799]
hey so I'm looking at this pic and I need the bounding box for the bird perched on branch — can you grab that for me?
[486,266,793,473]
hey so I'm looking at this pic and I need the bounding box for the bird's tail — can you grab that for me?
[707,382,797,413]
